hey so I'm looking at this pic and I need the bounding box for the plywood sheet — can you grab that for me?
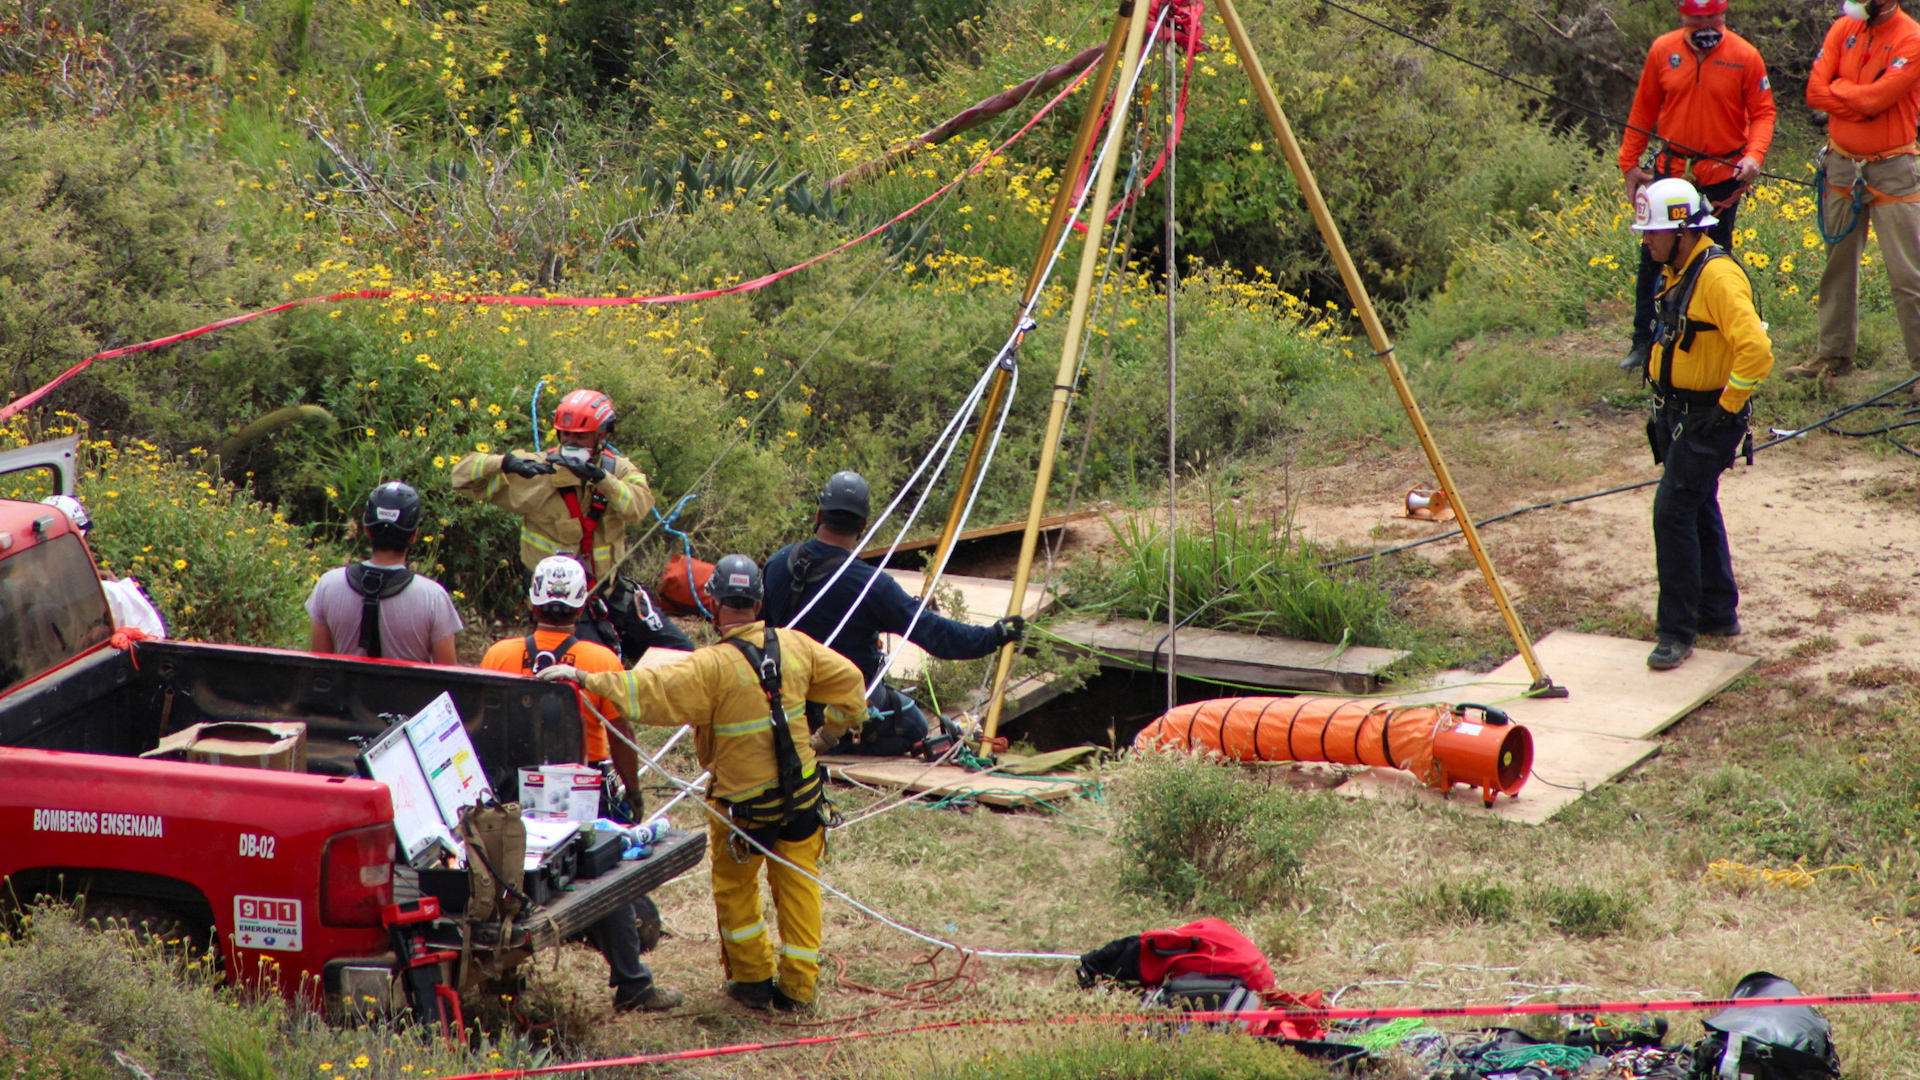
[631,647,693,672]
[874,570,1053,681]
[1047,618,1408,695]
[831,761,1084,808]
[859,511,1099,559]
[1338,726,1660,825]
[1393,631,1755,741]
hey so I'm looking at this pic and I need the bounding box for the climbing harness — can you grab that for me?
[718,629,836,862]
[518,633,579,675]
[345,563,415,659]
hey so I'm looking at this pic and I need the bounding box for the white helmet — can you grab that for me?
[1631,177,1718,232]
[528,555,590,609]
[41,494,90,533]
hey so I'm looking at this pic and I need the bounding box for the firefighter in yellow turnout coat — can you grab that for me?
[539,554,867,1012]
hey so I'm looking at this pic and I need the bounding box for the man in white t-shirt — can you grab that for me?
[41,494,167,638]
[306,482,461,664]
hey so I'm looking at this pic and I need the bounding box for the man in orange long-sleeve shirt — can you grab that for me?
[1798,0,1920,387]
[1617,0,1775,374]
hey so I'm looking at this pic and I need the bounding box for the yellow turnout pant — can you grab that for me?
[706,802,826,1002]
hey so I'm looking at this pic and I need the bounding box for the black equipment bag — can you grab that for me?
[1688,972,1841,1080]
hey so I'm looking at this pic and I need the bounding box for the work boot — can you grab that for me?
[1647,638,1693,671]
[1619,343,1651,373]
[1698,619,1742,637]
[613,982,683,1013]
[770,983,809,1014]
[1782,355,1854,382]
[727,978,775,1011]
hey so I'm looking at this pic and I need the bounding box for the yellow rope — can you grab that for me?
[1702,859,1865,890]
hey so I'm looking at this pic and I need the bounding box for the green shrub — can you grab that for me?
[1115,751,1324,913]
[1532,883,1635,939]
[79,437,346,647]
[919,1030,1319,1080]
[1429,881,1518,925]
[1062,500,1401,648]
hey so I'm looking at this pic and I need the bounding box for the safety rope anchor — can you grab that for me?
[1526,676,1569,699]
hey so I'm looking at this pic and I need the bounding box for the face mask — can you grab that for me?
[559,445,593,466]
[1690,27,1723,50]
[1844,0,1873,19]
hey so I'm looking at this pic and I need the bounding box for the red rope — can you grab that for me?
[1069,0,1205,234]
[432,989,1920,1080]
[0,63,1097,426]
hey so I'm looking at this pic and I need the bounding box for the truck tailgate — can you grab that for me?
[526,828,706,950]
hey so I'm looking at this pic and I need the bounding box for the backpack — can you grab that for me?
[656,554,715,616]
[1689,972,1840,1080]
[1077,918,1274,992]
[345,564,414,659]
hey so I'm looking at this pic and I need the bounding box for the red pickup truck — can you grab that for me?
[0,438,702,1015]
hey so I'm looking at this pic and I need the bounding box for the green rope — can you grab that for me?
[1349,1017,1434,1052]
[1481,1044,1595,1071]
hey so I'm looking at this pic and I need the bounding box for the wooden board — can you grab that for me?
[860,511,1099,560]
[1047,617,1409,695]
[1337,727,1660,825]
[830,761,1085,807]
[631,647,693,672]
[1390,631,1756,742]
[875,570,1054,681]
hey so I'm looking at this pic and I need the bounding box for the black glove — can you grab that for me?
[558,457,608,484]
[500,453,556,478]
[991,615,1026,647]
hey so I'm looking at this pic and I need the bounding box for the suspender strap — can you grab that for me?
[558,488,609,585]
[721,630,818,825]
[783,544,852,614]
[521,633,579,674]
[1652,247,1726,397]
[345,564,415,659]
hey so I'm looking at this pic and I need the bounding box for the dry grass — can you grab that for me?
[507,694,1920,1079]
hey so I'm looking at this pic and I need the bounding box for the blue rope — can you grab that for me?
[652,493,709,617]
[529,378,551,453]
[1815,163,1865,247]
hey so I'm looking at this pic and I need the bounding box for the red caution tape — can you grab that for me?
[433,990,1920,1079]
[0,62,1097,427]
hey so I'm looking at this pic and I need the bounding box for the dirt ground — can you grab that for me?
[1280,409,1920,691]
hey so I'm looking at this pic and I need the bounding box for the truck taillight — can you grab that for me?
[320,823,397,927]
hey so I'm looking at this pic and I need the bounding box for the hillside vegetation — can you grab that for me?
[6,0,1869,635]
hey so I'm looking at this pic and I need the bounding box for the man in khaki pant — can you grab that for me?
[1799,0,1920,387]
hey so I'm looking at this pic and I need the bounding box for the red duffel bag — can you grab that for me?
[656,554,715,616]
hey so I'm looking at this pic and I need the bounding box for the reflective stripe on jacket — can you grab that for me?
[1651,244,1774,413]
[450,448,653,581]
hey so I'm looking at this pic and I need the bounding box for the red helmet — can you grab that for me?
[1676,0,1726,13]
[553,389,616,435]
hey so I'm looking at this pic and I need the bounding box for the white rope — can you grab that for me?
[863,364,1019,694]
[782,11,1169,658]
[581,693,1079,962]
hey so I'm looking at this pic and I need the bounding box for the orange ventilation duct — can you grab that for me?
[1133,697,1532,807]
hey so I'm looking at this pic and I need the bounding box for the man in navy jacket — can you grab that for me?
[762,472,1025,755]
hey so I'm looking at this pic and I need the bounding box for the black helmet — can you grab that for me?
[817,471,870,519]
[362,481,423,545]
[709,553,763,605]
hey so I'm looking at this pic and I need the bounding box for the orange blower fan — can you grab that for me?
[1133,697,1533,807]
